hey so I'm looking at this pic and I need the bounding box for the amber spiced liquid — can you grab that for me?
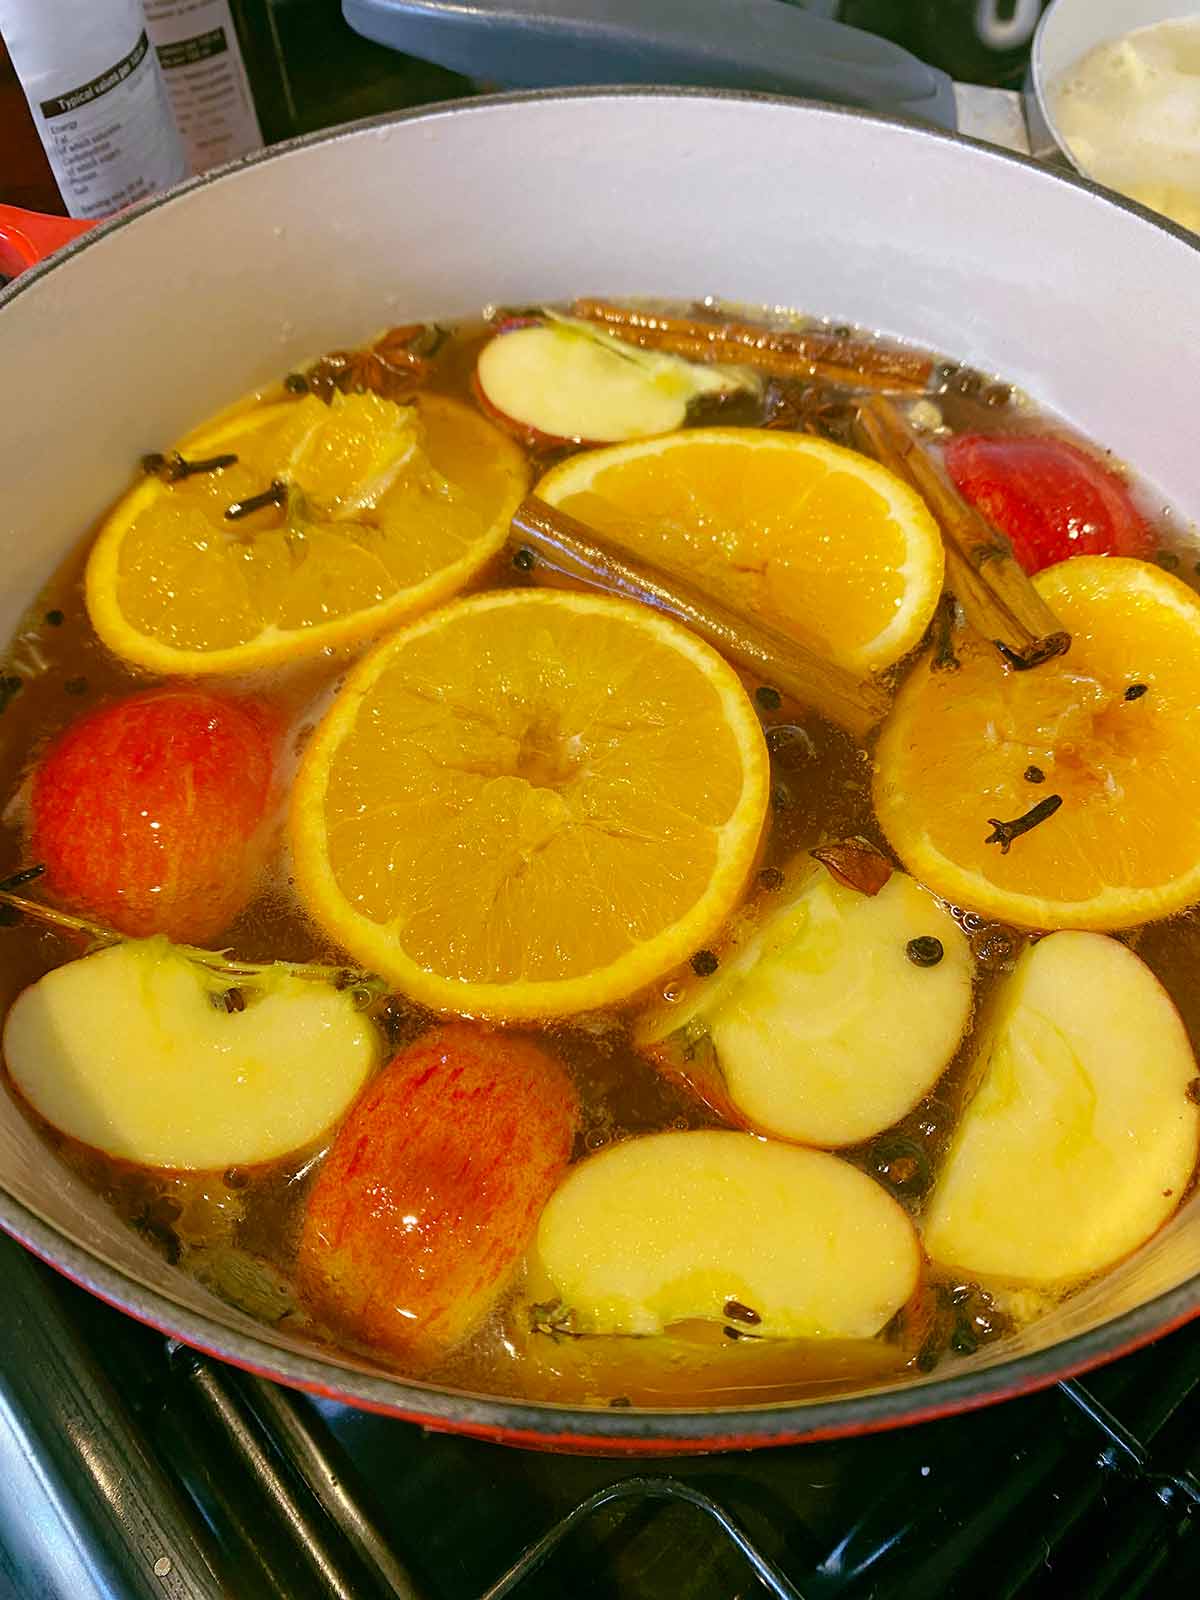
[1,303,1199,1410]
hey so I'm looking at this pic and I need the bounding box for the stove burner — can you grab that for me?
[1,1235,1198,1599]
[1060,1379,1200,1512]
[479,1478,804,1600]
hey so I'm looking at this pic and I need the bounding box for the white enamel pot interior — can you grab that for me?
[1,90,1199,1453]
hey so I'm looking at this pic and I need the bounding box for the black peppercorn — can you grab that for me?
[723,1298,762,1325]
[766,724,816,768]
[755,685,782,711]
[906,936,944,967]
[971,923,1020,975]
[1124,683,1148,701]
[758,866,784,891]
[869,1135,933,1199]
[691,949,719,977]
[1024,765,1045,783]
[950,1321,979,1356]
[512,547,536,572]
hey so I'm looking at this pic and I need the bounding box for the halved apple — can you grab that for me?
[4,940,379,1169]
[475,312,759,446]
[636,865,973,1147]
[529,1129,920,1340]
[923,931,1200,1284]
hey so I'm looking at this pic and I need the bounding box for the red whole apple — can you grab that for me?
[30,688,276,942]
[298,1024,578,1365]
[944,433,1150,575]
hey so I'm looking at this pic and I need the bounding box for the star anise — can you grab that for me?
[301,324,443,404]
[763,379,859,444]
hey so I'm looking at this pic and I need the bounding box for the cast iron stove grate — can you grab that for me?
[0,1233,1197,1600]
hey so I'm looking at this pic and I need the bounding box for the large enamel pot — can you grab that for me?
[1,90,1198,1454]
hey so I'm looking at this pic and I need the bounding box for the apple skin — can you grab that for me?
[471,368,586,452]
[640,1031,744,1129]
[474,319,598,451]
[298,1023,579,1365]
[30,688,276,943]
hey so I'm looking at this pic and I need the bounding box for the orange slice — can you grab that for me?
[86,392,528,675]
[874,557,1200,931]
[536,429,943,674]
[290,589,769,1019]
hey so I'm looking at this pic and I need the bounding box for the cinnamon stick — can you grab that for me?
[510,496,889,740]
[572,299,933,393]
[856,397,1070,669]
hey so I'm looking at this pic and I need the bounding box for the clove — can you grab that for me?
[143,451,238,482]
[985,794,1063,854]
[225,481,287,521]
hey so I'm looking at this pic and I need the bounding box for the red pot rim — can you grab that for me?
[3,1181,1198,1454]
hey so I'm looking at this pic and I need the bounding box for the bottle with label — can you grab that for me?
[0,0,187,218]
[143,0,265,172]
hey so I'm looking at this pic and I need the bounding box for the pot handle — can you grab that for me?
[343,0,958,129]
[0,206,98,281]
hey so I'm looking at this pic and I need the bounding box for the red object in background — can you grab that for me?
[945,432,1151,575]
[0,200,94,277]
[31,688,276,943]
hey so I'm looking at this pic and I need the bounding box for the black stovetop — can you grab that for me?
[2,1234,1197,1600]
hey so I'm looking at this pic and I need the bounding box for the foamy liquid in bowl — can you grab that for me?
[1051,14,1200,234]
